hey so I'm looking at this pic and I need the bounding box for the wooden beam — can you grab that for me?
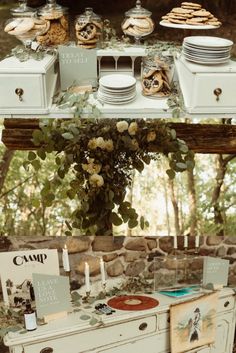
[2,119,236,154]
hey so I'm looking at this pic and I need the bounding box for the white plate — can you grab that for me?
[184,56,230,65]
[99,86,136,95]
[184,36,233,48]
[159,20,220,30]
[98,96,137,105]
[98,92,136,102]
[99,74,136,89]
[183,44,231,54]
[183,52,231,61]
[183,48,230,58]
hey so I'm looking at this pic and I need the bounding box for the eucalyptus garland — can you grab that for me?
[25,91,194,235]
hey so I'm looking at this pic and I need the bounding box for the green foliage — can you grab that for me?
[26,93,191,235]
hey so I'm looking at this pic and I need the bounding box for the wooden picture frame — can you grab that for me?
[170,292,218,353]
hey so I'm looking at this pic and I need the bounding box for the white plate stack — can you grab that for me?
[182,36,233,65]
[98,74,137,105]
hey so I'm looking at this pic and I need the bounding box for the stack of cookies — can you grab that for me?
[122,16,154,38]
[75,20,103,49]
[36,12,69,46]
[161,2,221,27]
[4,17,49,42]
[142,58,172,98]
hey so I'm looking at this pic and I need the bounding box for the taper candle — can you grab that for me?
[85,262,90,292]
[173,236,178,249]
[195,235,200,248]
[100,258,106,285]
[62,244,70,272]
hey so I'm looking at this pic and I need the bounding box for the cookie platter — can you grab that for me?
[159,21,220,30]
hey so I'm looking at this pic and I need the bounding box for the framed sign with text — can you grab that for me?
[58,46,97,90]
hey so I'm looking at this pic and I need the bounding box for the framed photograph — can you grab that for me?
[0,249,59,308]
[170,292,218,353]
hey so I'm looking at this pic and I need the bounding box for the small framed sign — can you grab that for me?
[203,256,229,287]
[58,45,97,90]
[32,273,72,321]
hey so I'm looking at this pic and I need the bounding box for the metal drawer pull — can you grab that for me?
[224,301,230,307]
[139,322,148,331]
[40,348,54,353]
[15,88,24,102]
[214,88,222,102]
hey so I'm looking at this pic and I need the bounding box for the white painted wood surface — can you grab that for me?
[4,288,236,353]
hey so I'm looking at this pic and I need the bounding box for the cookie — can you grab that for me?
[60,16,68,31]
[167,13,193,19]
[76,23,97,41]
[171,7,194,14]
[7,18,35,36]
[75,21,88,31]
[186,16,207,22]
[77,37,98,44]
[77,43,96,49]
[129,18,150,29]
[186,18,206,24]
[169,18,187,24]
[181,2,202,8]
[192,10,211,16]
[207,21,221,26]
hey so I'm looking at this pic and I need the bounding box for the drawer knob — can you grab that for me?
[139,322,148,331]
[15,88,24,102]
[40,348,53,353]
[214,88,222,101]
[224,301,230,308]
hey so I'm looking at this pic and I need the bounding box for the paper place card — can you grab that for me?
[58,45,97,90]
[203,256,229,287]
[32,273,71,319]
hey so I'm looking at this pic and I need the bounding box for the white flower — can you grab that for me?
[147,131,156,142]
[105,139,114,152]
[82,159,102,174]
[131,138,139,151]
[88,138,97,150]
[96,137,106,149]
[128,122,138,136]
[89,174,104,187]
[116,121,129,133]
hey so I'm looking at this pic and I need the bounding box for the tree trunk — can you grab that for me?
[168,179,181,236]
[211,154,236,236]
[187,167,197,236]
[0,148,15,195]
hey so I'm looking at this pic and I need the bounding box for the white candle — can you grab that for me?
[184,236,188,248]
[62,244,70,272]
[195,235,200,248]
[85,262,90,292]
[100,258,106,285]
[173,236,178,249]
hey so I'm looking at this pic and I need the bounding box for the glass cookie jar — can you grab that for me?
[37,0,69,46]
[141,55,173,98]
[4,1,49,49]
[121,0,154,45]
[75,8,103,49]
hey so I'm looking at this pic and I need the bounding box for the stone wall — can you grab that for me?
[0,236,236,293]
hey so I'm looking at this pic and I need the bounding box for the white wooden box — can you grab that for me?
[175,57,236,114]
[0,54,58,115]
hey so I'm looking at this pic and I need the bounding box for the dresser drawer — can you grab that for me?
[0,74,44,108]
[23,316,157,353]
[217,295,235,313]
[158,312,170,331]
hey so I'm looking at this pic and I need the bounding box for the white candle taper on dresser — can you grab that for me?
[173,236,178,249]
[100,258,106,285]
[85,262,90,293]
[195,235,200,248]
[184,236,188,248]
[62,244,70,272]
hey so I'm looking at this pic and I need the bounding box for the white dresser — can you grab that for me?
[3,288,236,353]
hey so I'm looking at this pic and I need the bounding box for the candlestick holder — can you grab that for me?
[65,270,71,277]
[82,291,91,303]
[101,282,107,295]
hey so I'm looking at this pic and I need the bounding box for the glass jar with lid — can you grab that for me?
[141,54,173,98]
[37,0,69,46]
[4,0,49,49]
[75,8,103,49]
[121,0,154,45]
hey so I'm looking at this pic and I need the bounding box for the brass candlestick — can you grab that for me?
[82,291,91,303]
